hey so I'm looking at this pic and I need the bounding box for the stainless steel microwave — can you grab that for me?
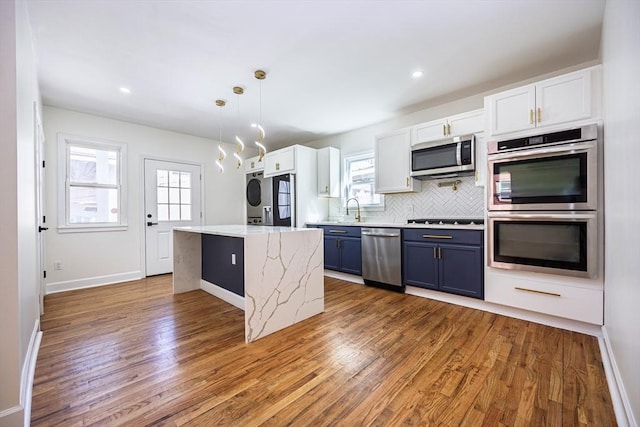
[410,135,475,179]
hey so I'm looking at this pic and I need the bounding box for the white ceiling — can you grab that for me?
[26,0,605,150]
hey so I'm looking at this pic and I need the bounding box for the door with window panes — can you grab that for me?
[144,159,202,276]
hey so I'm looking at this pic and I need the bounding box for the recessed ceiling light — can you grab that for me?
[412,70,423,78]
[119,87,131,94]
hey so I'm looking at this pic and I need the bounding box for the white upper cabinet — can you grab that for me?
[375,129,417,193]
[412,109,484,145]
[485,66,601,137]
[317,147,340,197]
[244,155,264,173]
[264,146,295,177]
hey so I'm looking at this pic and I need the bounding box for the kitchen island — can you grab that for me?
[173,225,324,343]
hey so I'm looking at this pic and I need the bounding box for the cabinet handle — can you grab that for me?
[325,185,329,193]
[251,161,255,168]
[276,162,280,171]
[406,177,410,187]
[329,229,347,234]
[529,109,534,124]
[447,123,451,136]
[438,247,442,259]
[422,234,453,239]
[443,124,447,136]
[335,239,339,248]
[537,108,542,123]
[433,247,437,259]
[475,169,478,181]
[515,286,561,297]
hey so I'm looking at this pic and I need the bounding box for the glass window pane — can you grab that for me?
[169,204,180,221]
[69,145,117,185]
[157,169,169,187]
[169,170,180,187]
[69,186,118,223]
[180,188,191,205]
[169,188,180,203]
[157,187,168,204]
[181,205,191,221]
[180,172,191,188]
[158,204,169,221]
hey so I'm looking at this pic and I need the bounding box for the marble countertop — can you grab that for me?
[307,221,485,231]
[174,225,321,238]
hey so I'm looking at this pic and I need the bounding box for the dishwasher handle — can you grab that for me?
[362,231,400,238]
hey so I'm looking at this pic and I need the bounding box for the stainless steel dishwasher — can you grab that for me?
[361,228,404,292]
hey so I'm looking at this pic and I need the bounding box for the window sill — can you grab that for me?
[57,225,128,233]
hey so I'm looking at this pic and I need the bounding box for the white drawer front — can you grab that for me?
[485,274,603,325]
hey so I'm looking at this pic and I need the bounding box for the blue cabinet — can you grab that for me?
[403,229,484,299]
[312,225,362,275]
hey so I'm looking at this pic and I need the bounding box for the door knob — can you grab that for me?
[38,226,49,232]
[147,222,159,227]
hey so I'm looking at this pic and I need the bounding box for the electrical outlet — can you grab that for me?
[54,261,62,270]
[404,203,413,214]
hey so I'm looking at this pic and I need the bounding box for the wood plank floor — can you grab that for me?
[32,275,616,426]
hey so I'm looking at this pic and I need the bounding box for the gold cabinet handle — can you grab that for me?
[276,162,280,171]
[443,124,447,136]
[433,247,437,259]
[325,185,329,193]
[438,247,442,259]
[475,169,478,181]
[251,161,255,168]
[529,109,534,124]
[406,177,409,187]
[447,123,451,136]
[515,287,561,297]
[537,108,542,123]
[328,229,347,234]
[422,234,453,239]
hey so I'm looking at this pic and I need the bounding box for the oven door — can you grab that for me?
[488,212,597,278]
[488,141,597,211]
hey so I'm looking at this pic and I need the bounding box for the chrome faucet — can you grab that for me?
[345,198,361,222]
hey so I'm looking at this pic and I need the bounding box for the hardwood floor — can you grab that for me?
[32,275,616,426]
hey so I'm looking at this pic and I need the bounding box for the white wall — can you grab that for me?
[0,0,41,424]
[601,0,640,425]
[43,106,246,291]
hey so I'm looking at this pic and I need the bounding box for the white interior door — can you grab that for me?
[35,103,47,314]
[144,159,202,276]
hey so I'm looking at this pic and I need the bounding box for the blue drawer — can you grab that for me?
[316,225,361,238]
[402,228,483,245]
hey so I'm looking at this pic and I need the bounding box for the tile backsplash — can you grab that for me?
[329,175,485,223]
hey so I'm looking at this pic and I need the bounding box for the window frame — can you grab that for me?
[342,151,384,210]
[57,133,128,233]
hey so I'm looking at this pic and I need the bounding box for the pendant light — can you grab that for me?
[253,69,267,161]
[233,86,245,169]
[215,99,226,173]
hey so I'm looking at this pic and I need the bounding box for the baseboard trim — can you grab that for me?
[0,406,23,425]
[323,270,364,285]
[200,279,245,310]
[600,326,637,427]
[21,319,42,427]
[46,271,143,294]
[405,286,603,337]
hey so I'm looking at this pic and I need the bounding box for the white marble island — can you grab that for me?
[173,225,324,343]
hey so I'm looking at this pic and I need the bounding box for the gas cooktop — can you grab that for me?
[407,218,484,225]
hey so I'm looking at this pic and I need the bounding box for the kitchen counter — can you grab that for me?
[173,225,324,343]
[306,221,485,231]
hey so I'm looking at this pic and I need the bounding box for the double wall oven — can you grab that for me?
[487,123,600,278]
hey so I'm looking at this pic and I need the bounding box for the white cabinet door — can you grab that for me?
[448,109,484,137]
[412,119,448,145]
[317,147,340,197]
[375,129,417,193]
[536,70,592,129]
[486,85,536,137]
[264,146,295,177]
[244,155,264,173]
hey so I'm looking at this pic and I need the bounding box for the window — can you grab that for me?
[343,152,383,208]
[156,169,192,221]
[58,134,127,232]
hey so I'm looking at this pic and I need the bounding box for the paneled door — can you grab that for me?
[144,159,202,276]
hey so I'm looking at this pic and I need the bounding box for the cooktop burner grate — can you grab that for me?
[407,218,484,225]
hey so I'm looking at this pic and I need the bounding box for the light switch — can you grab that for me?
[231,253,236,265]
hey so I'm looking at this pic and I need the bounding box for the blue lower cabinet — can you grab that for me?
[314,226,362,275]
[338,237,362,275]
[403,229,484,299]
[201,234,244,296]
